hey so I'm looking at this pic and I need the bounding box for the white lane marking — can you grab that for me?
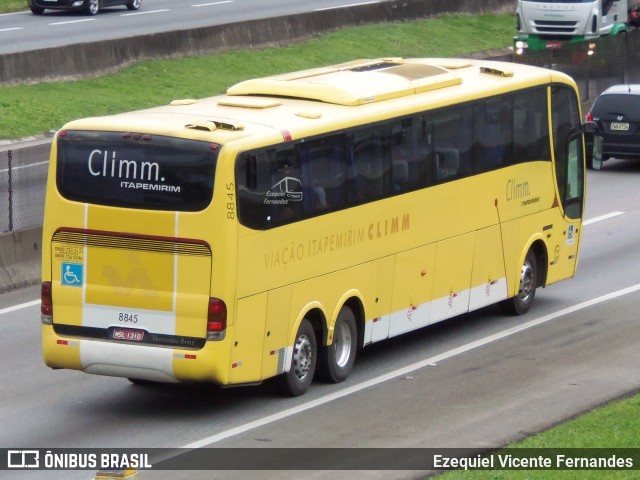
[315,1,380,11]
[122,9,170,16]
[0,300,40,316]
[0,161,48,174]
[583,211,625,226]
[49,19,95,26]
[0,27,22,32]
[0,12,28,17]
[182,282,640,449]
[192,1,234,7]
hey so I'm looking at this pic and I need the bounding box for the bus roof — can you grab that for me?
[62,58,572,146]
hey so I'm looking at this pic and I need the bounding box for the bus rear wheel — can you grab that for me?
[501,249,537,316]
[317,306,357,383]
[278,319,317,397]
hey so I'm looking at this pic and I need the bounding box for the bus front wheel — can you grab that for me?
[501,249,537,316]
[278,319,317,397]
[317,306,357,383]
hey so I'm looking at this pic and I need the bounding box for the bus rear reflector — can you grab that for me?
[41,281,53,324]
[207,298,227,341]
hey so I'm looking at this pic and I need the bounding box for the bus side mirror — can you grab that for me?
[591,134,603,170]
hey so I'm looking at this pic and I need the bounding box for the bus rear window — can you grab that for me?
[56,130,219,211]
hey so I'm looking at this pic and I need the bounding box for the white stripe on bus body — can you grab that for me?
[365,277,508,344]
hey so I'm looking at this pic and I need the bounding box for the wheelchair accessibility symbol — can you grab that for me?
[62,262,83,287]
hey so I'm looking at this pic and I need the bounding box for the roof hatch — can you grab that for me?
[226,58,462,106]
[185,119,244,132]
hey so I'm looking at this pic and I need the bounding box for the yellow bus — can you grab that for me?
[41,58,586,396]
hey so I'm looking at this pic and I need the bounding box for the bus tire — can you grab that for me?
[501,249,537,316]
[317,306,357,383]
[278,319,317,397]
[85,0,99,15]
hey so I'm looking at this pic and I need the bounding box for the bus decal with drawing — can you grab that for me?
[41,58,588,396]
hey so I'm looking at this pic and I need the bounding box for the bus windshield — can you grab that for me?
[56,130,219,211]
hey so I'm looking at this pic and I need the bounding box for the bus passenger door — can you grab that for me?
[548,132,585,284]
[388,244,436,338]
[430,233,475,324]
[548,85,585,284]
[229,294,267,384]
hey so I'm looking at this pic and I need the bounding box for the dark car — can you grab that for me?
[28,0,141,15]
[586,84,640,169]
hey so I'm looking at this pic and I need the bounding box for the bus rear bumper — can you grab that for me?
[42,325,229,384]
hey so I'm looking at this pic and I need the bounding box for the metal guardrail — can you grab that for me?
[1,143,49,233]
[513,29,640,106]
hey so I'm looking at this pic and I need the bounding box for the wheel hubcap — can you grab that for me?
[334,321,352,368]
[519,262,534,303]
[292,334,313,380]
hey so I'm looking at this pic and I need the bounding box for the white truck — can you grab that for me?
[514,0,636,53]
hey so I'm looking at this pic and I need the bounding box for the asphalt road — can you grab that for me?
[0,0,384,55]
[1,157,640,480]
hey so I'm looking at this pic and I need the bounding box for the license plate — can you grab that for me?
[112,328,145,342]
[610,122,629,131]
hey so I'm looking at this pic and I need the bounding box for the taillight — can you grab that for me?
[41,281,53,325]
[207,298,227,341]
[586,111,594,122]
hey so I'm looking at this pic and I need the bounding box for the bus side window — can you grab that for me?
[513,89,551,163]
[236,151,272,229]
[299,135,347,215]
[349,126,392,204]
[273,149,303,222]
[431,107,468,181]
[236,148,301,229]
[436,149,460,181]
[474,97,513,172]
[415,116,436,186]
[390,117,430,193]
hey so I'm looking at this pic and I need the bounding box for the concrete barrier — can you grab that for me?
[0,138,50,293]
[0,0,512,85]
[0,226,41,294]
[0,138,52,233]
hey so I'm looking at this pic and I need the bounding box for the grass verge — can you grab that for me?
[437,392,640,479]
[0,1,26,14]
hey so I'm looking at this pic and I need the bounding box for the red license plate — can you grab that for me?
[112,328,145,342]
